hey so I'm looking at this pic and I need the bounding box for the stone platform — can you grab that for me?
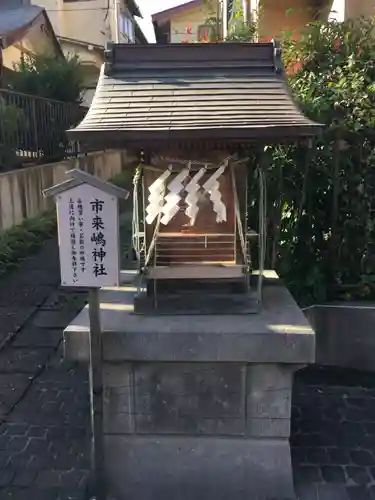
[64,271,315,500]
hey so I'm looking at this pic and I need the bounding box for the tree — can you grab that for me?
[278,17,375,303]
[185,9,375,304]
[9,53,84,104]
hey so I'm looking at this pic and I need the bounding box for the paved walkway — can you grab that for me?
[0,240,89,500]
[0,238,375,499]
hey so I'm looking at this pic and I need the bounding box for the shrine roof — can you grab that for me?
[67,42,322,148]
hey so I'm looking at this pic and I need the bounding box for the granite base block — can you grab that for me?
[105,435,294,500]
[64,273,315,500]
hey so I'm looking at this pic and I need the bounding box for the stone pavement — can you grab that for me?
[0,239,90,500]
[1,238,375,499]
[292,367,375,500]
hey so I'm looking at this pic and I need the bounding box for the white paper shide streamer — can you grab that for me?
[184,167,206,225]
[145,168,172,225]
[160,168,190,225]
[202,163,227,223]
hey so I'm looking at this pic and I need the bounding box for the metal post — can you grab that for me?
[88,288,105,500]
[0,38,3,89]
[242,0,248,24]
[222,0,228,40]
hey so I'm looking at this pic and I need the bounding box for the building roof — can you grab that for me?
[67,42,322,149]
[152,0,204,24]
[58,36,105,53]
[0,5,62,56]
[127,0,142,19]
[43,169,129,199]
[152,0,236,24]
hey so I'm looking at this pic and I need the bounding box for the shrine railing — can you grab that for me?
[0,89,88,170]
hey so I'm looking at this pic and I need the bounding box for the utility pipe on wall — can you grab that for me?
[114,0,121,42]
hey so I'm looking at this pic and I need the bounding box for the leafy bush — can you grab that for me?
[270,17,375,304]
[188,10,375,304]
[10,53,84,104]
[0,212,56,277]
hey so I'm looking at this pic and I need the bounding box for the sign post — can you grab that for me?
[43,169,129,500]
[88,286,105,500]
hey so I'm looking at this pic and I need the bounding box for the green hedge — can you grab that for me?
[0,170,134,279]
[0,212,56,277]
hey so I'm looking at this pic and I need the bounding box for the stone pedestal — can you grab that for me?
[64,271,315,500]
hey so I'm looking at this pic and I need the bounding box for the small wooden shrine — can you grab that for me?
[64,41,322,500]
[68,42,321,314]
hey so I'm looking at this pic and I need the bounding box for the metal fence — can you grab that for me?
[0,89,88,169]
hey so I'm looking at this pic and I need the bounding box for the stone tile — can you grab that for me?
[350,450,375,466]
[12,327,62,348]
[346,485,372,500]
[6,436,29,453]
[320,465,347,484]
[0,487,59,500]
[16,269,59,289]
[7,453,31,469]
[328,448,352,465]
[294,465,322,484]
[27,426,47,438]
[31,310,76,330]
[25,437,50,455]
[0,284,54,309]
[0,374,33,418]
[305,447,330,465]
[294,483,318,500]
[0,307,35,348]
[0,348,54,374]
[0,451,7,468]
[60,470,88,489]
[1,423,29,436]
[58,490,86,500]
[12,471,37,487]
[42,292,86,312]
[35,470,63,488]
[0,241,91,500]
[345,466,372,485]
[0,468,15,487]
[317,484,349,500]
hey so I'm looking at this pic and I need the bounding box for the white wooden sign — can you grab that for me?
[56,183,120,288]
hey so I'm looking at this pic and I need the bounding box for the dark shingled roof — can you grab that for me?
[67,42,322,147]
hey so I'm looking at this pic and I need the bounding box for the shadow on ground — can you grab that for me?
[0,237,375,499]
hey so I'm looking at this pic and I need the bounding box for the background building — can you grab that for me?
[152,0,375,44]
[34,0,147,104]
[0,3,63,85]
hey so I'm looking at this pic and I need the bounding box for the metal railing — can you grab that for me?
[0,89,88,169]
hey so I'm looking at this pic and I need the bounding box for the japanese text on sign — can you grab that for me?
[56,184,120,288]
[91,199,107,279]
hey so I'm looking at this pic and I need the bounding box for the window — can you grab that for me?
[119,14,135,43]
[197,24,215,42]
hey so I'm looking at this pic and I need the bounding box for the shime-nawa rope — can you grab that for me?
[131,155,252,272]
